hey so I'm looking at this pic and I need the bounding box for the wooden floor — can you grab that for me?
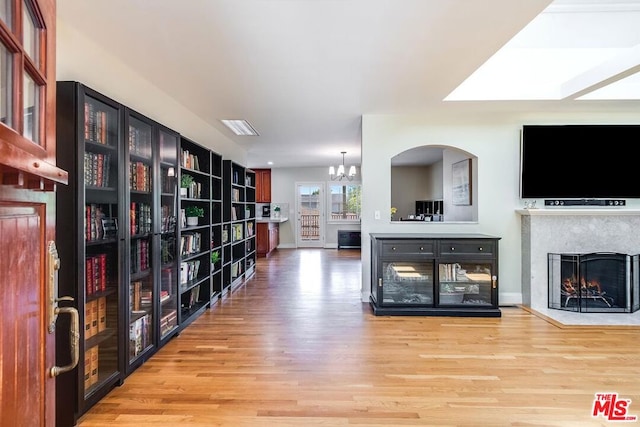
[78,248,640,427]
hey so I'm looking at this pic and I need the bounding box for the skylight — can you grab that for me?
[445,0,640,101]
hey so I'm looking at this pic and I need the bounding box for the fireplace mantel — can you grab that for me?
[516,208,640,216]
[517,208,640,325]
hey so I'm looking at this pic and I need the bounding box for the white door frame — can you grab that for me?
[295,182,325,248]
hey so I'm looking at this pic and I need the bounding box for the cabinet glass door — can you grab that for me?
[127,114,155,365]
[159,128,179,340]
[381,261,434,305]
[83,94,121,397]
[438,262,494,306]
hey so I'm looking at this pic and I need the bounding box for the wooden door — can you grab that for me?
[295,182,324,248]
[0,0,67,425]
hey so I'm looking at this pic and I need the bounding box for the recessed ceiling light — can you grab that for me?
[267,161,273,165]
[220,119,259,136]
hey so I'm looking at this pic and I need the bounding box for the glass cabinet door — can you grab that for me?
[438,261,494,306]
[381,261,434,305]
[159,128,179,340]
[83,93,121,397]
[127,114,155,366]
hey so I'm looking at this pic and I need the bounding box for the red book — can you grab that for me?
[85,258,93,296]
[86,205,91,241]
[99,254,107,291]
[93,256,100,294]
[130,202,136,235]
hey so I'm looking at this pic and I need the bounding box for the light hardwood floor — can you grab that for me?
[78,248,640,426]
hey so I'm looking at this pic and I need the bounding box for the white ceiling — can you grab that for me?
[57,0,640,169]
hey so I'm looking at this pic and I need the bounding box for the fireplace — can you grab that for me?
[548,252,640,313]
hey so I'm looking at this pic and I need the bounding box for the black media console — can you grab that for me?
[337,230,361,249]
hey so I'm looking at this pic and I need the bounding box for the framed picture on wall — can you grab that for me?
[452,159,471,205]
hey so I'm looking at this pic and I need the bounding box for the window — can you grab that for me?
[0,0,12,30]
[23,71,39,143]
[328,183,361,222]
[0,42,12,126]
[22,0,38,62]
[0,0,47,146]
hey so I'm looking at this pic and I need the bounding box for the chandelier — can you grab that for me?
[329,151,356,181]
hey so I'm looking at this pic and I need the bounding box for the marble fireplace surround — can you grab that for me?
[518,208,640,326]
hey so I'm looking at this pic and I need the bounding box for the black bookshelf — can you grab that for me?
[55,81,183,424]
[222,161,256,293]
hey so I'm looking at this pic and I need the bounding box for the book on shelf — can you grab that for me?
[84,102,108,145]
[85,253,108,295]
[90,299,99,337]
[131,281,142,312]
[130,239,150,273]
[129,161,151,192]
[180,231,202,256]
[84,152,111,187]
[97,296,106,332]
[90,346,99,386]
[161,268,173,294]
[180,260,201,285]
[181,149,200,171]
[83,350,91,390]
[188,285,200,308]
[84,302,93,339]
[129,314,151,358]
[160,309,177,335]
[232,224,243,241]
[160,290,170,303]
[188,182,202,199]
[140,288,152,306]
[85,258,93,296]
[85,204,107,241]
[231,262,242,279]
[101,217,118,238]
[128,124,151,157]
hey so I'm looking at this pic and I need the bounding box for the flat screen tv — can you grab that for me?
[520,124,640,199]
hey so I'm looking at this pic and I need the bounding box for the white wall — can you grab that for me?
[271,167,361,248]
[56,21,245,164]
[390,165,431,219]
[362,115,529,305]
[361,113,640,306]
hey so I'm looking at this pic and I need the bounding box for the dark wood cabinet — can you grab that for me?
[370,233,501,317]
[254,168,271,202]
[257,221,279,257]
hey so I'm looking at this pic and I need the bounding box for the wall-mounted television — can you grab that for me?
[520,124,640,199]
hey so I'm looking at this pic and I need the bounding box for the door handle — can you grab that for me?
[49,304,80,377]
[46,240,80,377]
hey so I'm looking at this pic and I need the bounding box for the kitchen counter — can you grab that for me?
[256,217,289,223]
